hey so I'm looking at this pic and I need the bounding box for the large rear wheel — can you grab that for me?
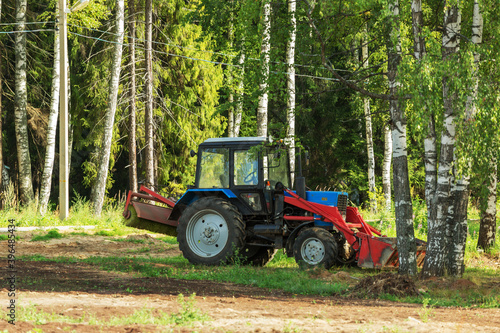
[177,197,245,265]
[293,227,338,269]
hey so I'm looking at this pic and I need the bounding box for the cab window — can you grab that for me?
[198,148,229,188]
[234,149,259,186]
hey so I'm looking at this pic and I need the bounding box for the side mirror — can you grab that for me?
[190,150,197,158]
[305,151,310,166]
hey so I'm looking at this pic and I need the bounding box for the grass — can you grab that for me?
[31,229,63,242]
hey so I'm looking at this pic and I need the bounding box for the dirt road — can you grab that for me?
[1,232,499,332]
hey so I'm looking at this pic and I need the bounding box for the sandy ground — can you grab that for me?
[1,231,499,332]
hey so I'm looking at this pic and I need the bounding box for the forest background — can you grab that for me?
[0,0,499,277]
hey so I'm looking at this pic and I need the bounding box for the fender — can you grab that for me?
[284,221,315,257]
[170,189,237,221]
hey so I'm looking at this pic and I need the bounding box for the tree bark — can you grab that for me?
[144,0,155,189]
[422,3,461,278]
[412,0,437,226]
[91,0,125,215]
[14,0,34,205]
[128,0,138,193]
[362,25,376,212]
[0,0,3,209]
[387,0,417,275]
[234,40,245,137]
[227,1,234,138]
[382,124,392,211]
[256,0,271,138]
[445,0,483,276]
[478,161,497,250]
[38,1,61,215]
[286,0,296,183]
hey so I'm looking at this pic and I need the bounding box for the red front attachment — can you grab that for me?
[123,185,178,227]
[283,189,426,268]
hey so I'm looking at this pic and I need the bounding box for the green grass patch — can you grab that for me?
[30,229,63,242]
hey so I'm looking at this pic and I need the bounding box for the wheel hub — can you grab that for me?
[301,238,325,265]
[200,223,220,245]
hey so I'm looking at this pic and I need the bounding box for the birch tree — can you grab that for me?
[91,0,125,215]
[128,0,138,193]
[14,0,34,205]
[256,0,271,138]
[0,0,3,209]
[234,46,244,137]
[38,2,61,214]
[387,0,417,275]
[382,124,392,210]
[286,0,296,180]
[362,26,376,212]
[422,2,461,278]
[144,0,155,189]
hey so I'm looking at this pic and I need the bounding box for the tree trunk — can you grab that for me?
[382,124,392,211]
[0,0,3,209]
[14,0,34,205]
[38,1,61,215]
[445,0,483,276]
[387,0,417,276]
[234,44,244,137]
[422,3,461,278]
[286,0,296,184]
[91,0,125,215]
[227,1,234,138]
[128,0,138,193]
[412,0,437,226]
[478,161,497,250]
[144,0,155,189]
[362,25,376,212]
[256,0,271,138]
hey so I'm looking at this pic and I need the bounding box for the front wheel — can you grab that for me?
[177,197,245,265]
[293,227,338,269]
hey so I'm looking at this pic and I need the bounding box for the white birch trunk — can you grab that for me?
[38,1,61,214]
[445,0,482,276]
[422,3,461,277]
[128,0,138,193]
[91,0,125,215]
[0,0,3,208]
[227,1,235,138]
[14,0,34,205]
[256,0,271,138]
[286,0,296,184]
[382,124,392,211]
[388,0,417,275]
[362,26,376,212]
[412,0,437,226]
[234,48,244,137]
[478,160,497,249]
[144,0,155,189]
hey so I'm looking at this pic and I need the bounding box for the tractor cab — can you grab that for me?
[193,137,291,215]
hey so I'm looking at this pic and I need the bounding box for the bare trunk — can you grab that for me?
[362,26,376,212]
[14,0,34,205]
[38,2,61,215]
[91,0,125,215]
[0,0,3,209]
[227,2,234,138]
[234,46,244,137]
[478,160,497,250]
[144,0,155,189]
[256,0,271,138]
[286,0,296,184]
[445,0,483,276]
[387,0,417,276]
[413,0,437,227]
[128,0,138,193]
[422,3,461,278]
[382,124,392,211]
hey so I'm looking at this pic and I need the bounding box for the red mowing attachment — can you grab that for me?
[283,189,426,268]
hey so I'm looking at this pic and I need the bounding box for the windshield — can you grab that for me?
[266,148,290,188]
[198,148,229,188]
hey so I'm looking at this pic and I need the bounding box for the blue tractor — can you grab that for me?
[123,137,426,269]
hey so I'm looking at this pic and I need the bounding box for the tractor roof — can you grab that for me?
[200,137,268,146]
